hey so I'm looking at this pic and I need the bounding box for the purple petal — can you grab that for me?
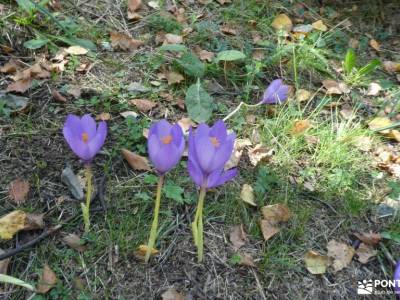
[63,125,91,161]
[209,120,227,142]
[394,261,400,295]
[148,133,161,165]
[188,159,205,187]
[152,143,181,173]
[154,119,173,139]
[195,135,216,173]
[261,79,289,104]
[207,168,238,188]
[81,114,97,139]
[88,121,107,158]
[195,123,211,138]
[209,136,234,171]
[64,114,83,137]
[171,123,184,150]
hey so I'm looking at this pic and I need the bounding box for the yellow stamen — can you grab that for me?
[210,136,220,147]
[161,134,173,145]
[81,132,89,143]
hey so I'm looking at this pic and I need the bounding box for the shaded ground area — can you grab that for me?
[1,0,400,299]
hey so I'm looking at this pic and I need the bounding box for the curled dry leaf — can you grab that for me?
[62,233,87,252]
[134,244,158,260]
[259,220,280,241]
[110,32,144,51]
[271,14,292,32]
[248,144,274,166]
[128,99,157,112]
[353,232,381,246]
[368,117,392,132]
[290,120,311,135]
[6,79,32,93]
[326,240,355,272]
[369,39,380,51]
[322,80,350,95]
[51,89,67,103]
[225,138,252,169]
[229,224,247,249]
[37,264,57,294]
[0,59,20,74]
[240,184,256,206]
[8,178,30,205]
[122,149,151,171]
[356,243,377,264]
[161,288,185,300]
[304,250,330,274]
[220,24,237,35]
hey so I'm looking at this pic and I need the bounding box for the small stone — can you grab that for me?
[377,203,395,218]
[61,166,84,200]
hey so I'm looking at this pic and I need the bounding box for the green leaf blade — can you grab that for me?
[216,50,246,62]
[185,80,213,123]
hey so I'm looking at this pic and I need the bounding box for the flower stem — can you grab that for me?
[193,187,207,263]
[223,101,263,122]
[145,175,164,263]
[82,165,93,233]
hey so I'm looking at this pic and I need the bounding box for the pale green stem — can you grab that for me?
[223,101,263,122]
[82,165,93,233]
[193,187,207,263]
[145,175,164,263]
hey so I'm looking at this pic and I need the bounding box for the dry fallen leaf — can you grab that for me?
[122,149,151,171]
[51,89,67,103]
[368,117,392,133]
[0,249,11,274]
[197,49,214,62]
[383,61,400,73]
[62,233,87,252]
[353,136,373,152]
[240,184,256,206]
[8,178,30,205]
[134,244,159,260]
[220,24,237,35]
[66,85,81,99]
[369,39,380,51]
[252,49,265,61]
[296,89,311,102]
[367,82,382,96]
[65,45,88,55]
[304,250,330,274]
[0,59,20,74]
[163,33,183,44]
[161,288,185,300]
[290,120,311,135]
[96,112,111,121]
[37,264,57,294]
[225,138,252,169]
[248,144,274,166]
[6,79,32,93]
[129,99,157,112]
[165,71,184,85]
[177,117,195,133]
[0,211,26,240]
[356,243,377,264]
[261,203,291,224]
[259,219,280,241]
[24,213,45,231]
[312,20,327,31]
[326,240,355,272]
[238,252,256,267]
[120,111,139,119]
[127,0,141,12]
[271,14,292,32]
[110,31,144,51]
[322,80,350,95]
[229,224,247,249]
[353,232,381,246]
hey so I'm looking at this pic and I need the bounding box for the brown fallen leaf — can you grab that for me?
[196,48,214,62]
[356,243,377,264]
[24,213,45,230]
[134,244,158,260]
[312,20,327,31]
[128,0,141,12]
[383,61,400,73]
[122,149,151,171]
[291,119,311,135]
[353,232,381,246]
[6,79,32,93]
[161,288,185,300]
[326,240,355,272]
[261,203,291,224]
[51,89,67,103]
[37,264,57,294]
[0,59,20,74]
[353,136,373,152]
[163,33,183,44]
[8,178,30,205]
[165,71,184,85]
[322,80,350,95]
[240,184,256,206]
[229,224,247,249]
[66,85,81,99]
[220,24,237,35]
[259,219,280,241]
[110,31,144,51]
[0,249,10,274]
[129,99,157,112]
[62,233,87,252]
[225,138,252,169]
[369,39,380,51]
[238,252,256,267]
[248,144,274,166]
[177,117,195,134]
[304,250,330,274]
[252,49,265,61]
[96,112,111,121]
[271,14,292,32]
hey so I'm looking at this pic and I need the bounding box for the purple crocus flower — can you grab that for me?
[394,261,400,296]
[188,120,237,188]
[63,114,107,163]
[148,119,185,174]
[260,79,289,104]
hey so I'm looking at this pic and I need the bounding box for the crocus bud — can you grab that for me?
[260,79,289,104]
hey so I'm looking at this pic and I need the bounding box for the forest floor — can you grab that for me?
[1,0,400,299]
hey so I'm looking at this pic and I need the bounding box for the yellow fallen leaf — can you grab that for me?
[65,45,88,55]
[312,20,327,31]
[134,244,159,260]
[271,14,292,32]
[296,89,311,102]
[368,117,392,132]
[0,211,26,240]
[240,184,256,206]
[291,120,311,135]
[327,240,355,272]
[304,250,330,274]
[369,39,380,51]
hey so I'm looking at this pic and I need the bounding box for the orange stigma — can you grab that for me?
[210,136,220,147]
[161,134,173,144]
[81,132,89,143]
